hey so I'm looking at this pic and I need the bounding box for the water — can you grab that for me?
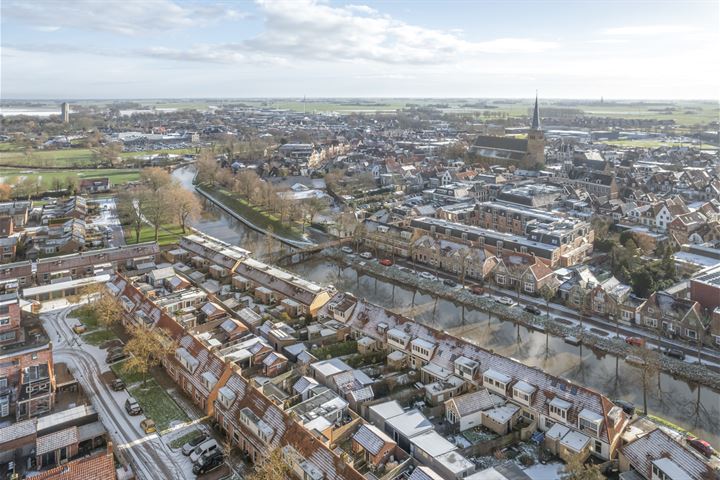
[172,165,720,447]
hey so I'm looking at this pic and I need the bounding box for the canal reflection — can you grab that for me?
[174,165,720,448]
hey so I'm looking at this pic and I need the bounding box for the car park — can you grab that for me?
[359,252,373,259]
[341,246,353,254]
[687,438,716,458]
[379,258,393,266]
[192,451,224,475]
[110,379,125,391]
[524,305,542,315]
[140,419,156,434]
[182,433,210,456]
[190,439,219,464]
[124,398,142,416]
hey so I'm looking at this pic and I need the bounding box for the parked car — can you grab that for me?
[687,438,716,458]
[524,305,542,315]
[470,286,484,295]
[182,433,210,456]
[624,337,646,347]
[190,439,219,464]
[72,324,86,334]
[140,419,156,434]
[106,349,128,364]
[124,398,142,416]
[613,399,636,416]
[419,271,436,280]
[379,258,393,266]
[192,451,224,475]
[496,296,514,306]
[443,279,457,287]
[359,252,373,259]
[664,348,685,360]
[341,246,353,254]
[110,379,125,391]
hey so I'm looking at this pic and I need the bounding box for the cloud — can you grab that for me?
[142,0,558,65]
[1,0,245,35]
[602,24,699,36]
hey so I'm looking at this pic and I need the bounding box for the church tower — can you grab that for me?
[526,93,545,166]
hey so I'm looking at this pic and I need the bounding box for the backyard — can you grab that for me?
[124,223,185,247]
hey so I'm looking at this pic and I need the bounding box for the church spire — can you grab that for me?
[531,92,541,131]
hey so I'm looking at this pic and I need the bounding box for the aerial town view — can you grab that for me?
[0,1,719,479]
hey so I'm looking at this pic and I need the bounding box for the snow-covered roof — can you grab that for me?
[408,466,445,480]
[369,400,404,420]
[550,397,572,410]
[411,337,436,350]
[436,450,474,475]
[560,430,590,453]
[349,386,374,403]
[652,458,693,480]
[409,431,457,457]
[386,409,433,438]
[513,380,536,395]
[579,408,603,423]
[311,358,352,377]
[621,429,714,480]
[448,388,502,417]
[546,423,570,440]
[484,368,512,384]
[352,424,393,455]
[484,404,519,424]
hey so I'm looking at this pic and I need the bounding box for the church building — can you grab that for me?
[471,95,546,168]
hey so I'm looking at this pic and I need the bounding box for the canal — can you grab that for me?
[173,165,720,447]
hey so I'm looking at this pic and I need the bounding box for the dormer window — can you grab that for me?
[549,397,572,422]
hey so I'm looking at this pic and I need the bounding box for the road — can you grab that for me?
[377,256,720,371]
[41,305,187,480]
[90,197,125,247]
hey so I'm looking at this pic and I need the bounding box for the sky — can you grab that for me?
[1,0,719,100]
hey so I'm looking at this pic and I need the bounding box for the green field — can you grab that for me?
[0,146,195,168]
[0,168,141,188]
[82,329,118,346]
[130,382,190,431]
[124,224,184,247]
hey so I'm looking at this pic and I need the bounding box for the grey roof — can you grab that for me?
[449,388,502,416]
[352,424,392,455]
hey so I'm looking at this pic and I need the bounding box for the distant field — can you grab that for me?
[0,168,141,187]
[0,146,195,168]
[600,139,717,149]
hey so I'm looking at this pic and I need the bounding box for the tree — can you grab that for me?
[0,184,12,201]
[300,198,324,233]
[540,284,556,319]
[118,187,146,244]
[631,269,654,298]
[235,169,260,199]
[123,325,176,386]
[561,454,604,480]
[196,150,219,186]
[246,448,290,480]
[94,291,122,331]
[140,167,172,191]
[170,187,201,233]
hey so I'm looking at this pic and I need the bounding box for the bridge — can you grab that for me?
[264,237,353,264]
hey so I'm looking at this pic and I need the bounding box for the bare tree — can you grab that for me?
[170,187,202,233]
[195,150,219,186]
[246,448,290,480]
[123,325,177,386]
[118,187,145,244]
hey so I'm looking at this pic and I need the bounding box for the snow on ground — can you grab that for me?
[451,434,472,448]
[522,462,565,480]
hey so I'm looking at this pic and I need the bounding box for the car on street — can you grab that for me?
[524,305,542,315]
[140,419,157,434]
[182,433,210,456]
[359,252,373,259]
[379,258,393,266]
[663,348,685,360]
[443,279,457,287]
[495,296,514,306]
[341,246,353,254]
[110,379,125,391]
[470,286,484,295]
[687,438,716,458]
[624,337,646,347]
[192,451,224,475]
[124,398,143,416]
[419,271,436,280]
[72,324,86,334]
[190,439,219,464]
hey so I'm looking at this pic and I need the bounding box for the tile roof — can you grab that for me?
[28,450,115,480]
[36,427,78,456]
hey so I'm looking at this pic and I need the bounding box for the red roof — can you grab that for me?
[29,451,115,480]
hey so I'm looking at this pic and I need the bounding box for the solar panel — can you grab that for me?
[559,383,567,391]
[570,386,578,395]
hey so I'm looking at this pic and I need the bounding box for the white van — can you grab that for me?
[190,439,219,464]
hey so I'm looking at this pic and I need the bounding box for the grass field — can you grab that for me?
[111,360,145,385]
[124,224,185,246]
[198,183,305,242]
[0,168,141,188]
[82,329,118,346]
[169,429,203,449]
[0,146,195,168]
[130,382,189,431]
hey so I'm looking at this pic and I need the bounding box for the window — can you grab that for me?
[496,275,505,285]
[0,377,7,388]
[686,329,697,339]
[549,404,567,419]
[524,282,534,293]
